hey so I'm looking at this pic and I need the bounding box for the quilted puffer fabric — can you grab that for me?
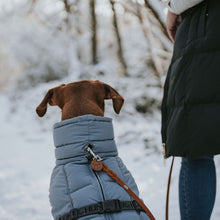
[50,114,150,220]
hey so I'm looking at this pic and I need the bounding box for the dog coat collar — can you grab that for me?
[53,114,118,165]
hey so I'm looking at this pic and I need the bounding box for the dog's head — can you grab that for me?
[36,80,124,120]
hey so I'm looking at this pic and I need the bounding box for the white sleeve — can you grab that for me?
[169,0,204,15]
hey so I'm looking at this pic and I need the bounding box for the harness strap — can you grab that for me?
[58,200,144,220]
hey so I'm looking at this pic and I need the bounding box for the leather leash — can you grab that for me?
[165,156,175,220]
[87,146,156,220]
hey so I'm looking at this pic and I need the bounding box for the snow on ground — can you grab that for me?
[0,82,220,220]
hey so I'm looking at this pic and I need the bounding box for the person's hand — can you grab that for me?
[166,10,182,43]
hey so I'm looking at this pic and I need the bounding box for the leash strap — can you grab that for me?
[166,156,175,220]
[58,199,144,220]
[87,145,156,220]
[89,159,155,220]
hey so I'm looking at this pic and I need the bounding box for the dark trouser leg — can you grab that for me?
[179,157,216,220]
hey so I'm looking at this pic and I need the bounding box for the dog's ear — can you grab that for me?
[36,89,53,117]
[104,83,124,114]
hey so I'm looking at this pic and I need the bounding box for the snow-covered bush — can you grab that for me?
[0,12,72,90]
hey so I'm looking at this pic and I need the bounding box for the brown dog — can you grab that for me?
[36,80,124,120]
[35,80,153,220]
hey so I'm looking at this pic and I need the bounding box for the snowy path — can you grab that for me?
[0,94,220,220]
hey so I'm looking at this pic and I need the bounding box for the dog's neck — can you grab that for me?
[53,114,118,165]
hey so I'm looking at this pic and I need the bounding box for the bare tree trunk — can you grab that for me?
[63,0,71,13]
[136,2,163,88]
[144,0,170,41]
[71,1,83,61]
[63,0,71,28]
[90,0,98,64]
[109,0,128,77]
[27,0,37,15]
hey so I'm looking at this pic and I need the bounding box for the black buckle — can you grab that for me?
[87,204,101,214]
[101,199,121,213]
[97,202,104,214]
[70,209,78,220]
[132,201,143,212]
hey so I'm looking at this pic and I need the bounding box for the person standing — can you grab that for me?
[161,0,220,219]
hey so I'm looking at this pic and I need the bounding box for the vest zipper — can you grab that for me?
[94,171,106,201]
[93,171,111,220]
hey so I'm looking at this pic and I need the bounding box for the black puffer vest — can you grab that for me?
[161,0,220,159]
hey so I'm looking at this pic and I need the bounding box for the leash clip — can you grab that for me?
[87,145,103,161]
